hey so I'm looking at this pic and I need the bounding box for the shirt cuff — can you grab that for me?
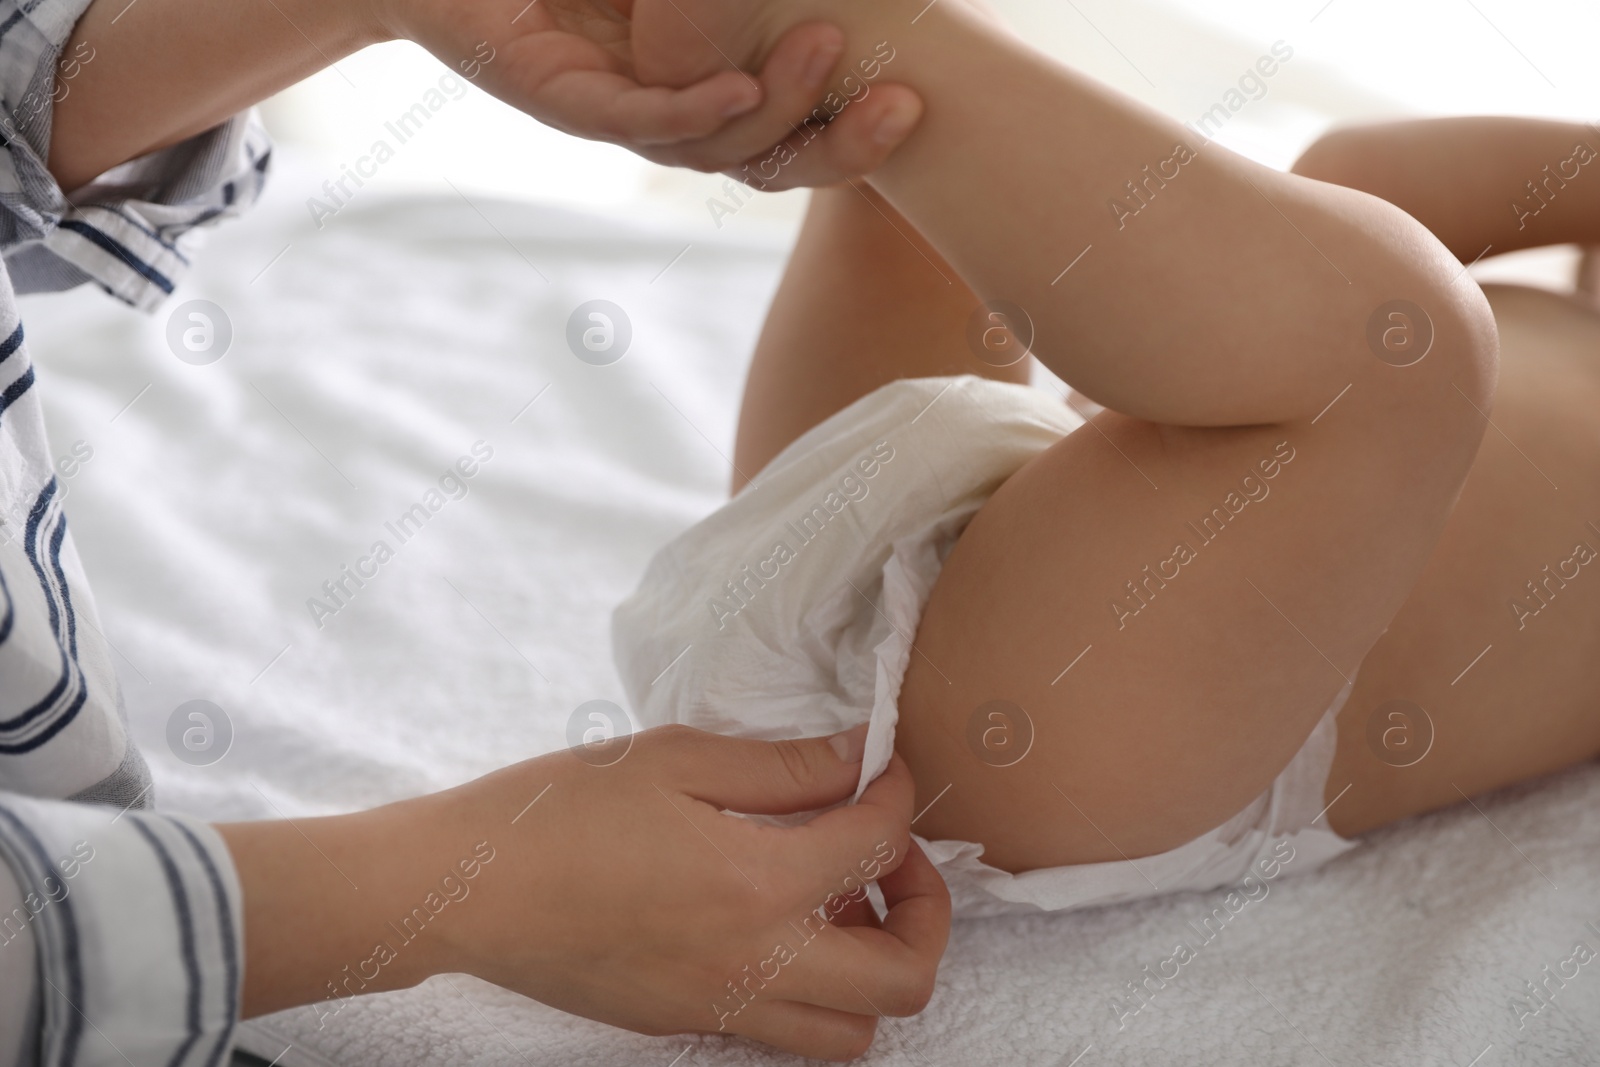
[0,0,272,310]
[0,791,242,1067]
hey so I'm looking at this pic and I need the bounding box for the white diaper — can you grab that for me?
[613,376,1359,918]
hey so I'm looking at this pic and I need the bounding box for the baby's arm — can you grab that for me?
[47,0,920,191]
[1293,117,1600,264]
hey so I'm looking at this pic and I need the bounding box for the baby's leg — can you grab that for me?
[1325,282,1600,838]
[1292,117,1600,265]
[740,3,1498,872]
[1285,119,1600,835]
[732,184,1025,491]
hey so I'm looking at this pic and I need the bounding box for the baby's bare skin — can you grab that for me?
[737,113,1600,875]
[1329,283,1600,838]
[888,281,1600,868]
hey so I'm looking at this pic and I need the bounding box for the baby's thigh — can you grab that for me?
[893,398,1479,873]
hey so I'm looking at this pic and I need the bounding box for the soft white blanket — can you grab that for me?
[20,158,1599,1067]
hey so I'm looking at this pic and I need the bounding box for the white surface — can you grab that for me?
[21,150,794,821]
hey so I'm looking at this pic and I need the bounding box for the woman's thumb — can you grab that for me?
[649,722,869,814]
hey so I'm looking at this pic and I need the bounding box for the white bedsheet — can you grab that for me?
[18,155,1600,1066]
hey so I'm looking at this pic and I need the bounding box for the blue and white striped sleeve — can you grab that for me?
[0,0,271,311]
[0,793,242,1067]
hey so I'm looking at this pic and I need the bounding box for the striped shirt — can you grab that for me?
[0,1,270,1063]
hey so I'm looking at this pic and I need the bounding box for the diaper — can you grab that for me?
[613,376,1359,918]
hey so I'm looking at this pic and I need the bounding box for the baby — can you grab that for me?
[616,0,1600,927]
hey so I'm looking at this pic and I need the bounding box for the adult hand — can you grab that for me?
[384,0,926,187]
[220,723,951,1062]
[445,724,950,1059]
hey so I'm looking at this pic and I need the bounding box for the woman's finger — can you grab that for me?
[731,915,931,1020]
[870,836,952,982]
[645,22,845,171]
[752,836,949,1019]
[724,83,924,192]
[718,996,880,1061]
[538,67,762,145]
[828,890,883,930]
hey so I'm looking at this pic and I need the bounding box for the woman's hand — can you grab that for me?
[219,724,951,1062]
[441,726,949,1059]
[384,0,926,185]
[621,0,930,188]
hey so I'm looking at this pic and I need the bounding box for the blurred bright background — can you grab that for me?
[259,0,1600,232]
